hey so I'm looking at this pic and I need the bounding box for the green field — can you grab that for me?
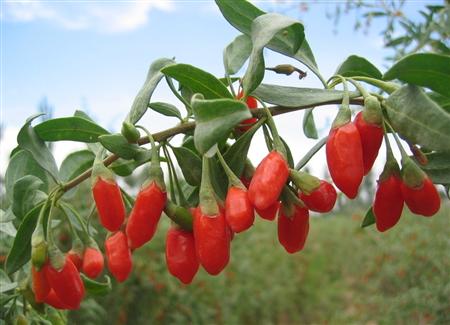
[70,204,450,325]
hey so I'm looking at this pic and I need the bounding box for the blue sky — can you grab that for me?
[0,0,438,176]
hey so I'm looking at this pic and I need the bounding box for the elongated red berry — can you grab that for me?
[326,123,364,199]
[237,91,258,131]
[248,151,289,210]
[32,265,50,303]
[373,175,404,232]
[401,177,440,217]
[354,112,383,175]
[277,205,309,254]
[43,289,69,310]
[299,180,337,213]
[105,231,133,282]
[92,177,126,231]
[225,186,255,233]
[67,250,83,271]
[126,181,167,249]
[193,207,230,275]
[255,201,280,221]
[82,247,104,279]
[165,227,199,284]
[44,257,85,310]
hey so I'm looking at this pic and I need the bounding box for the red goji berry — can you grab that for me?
[225,186,255,233]
[105,231,133,282]
[92,177,126,231]
[165,227,199,284]
[66,250,83,271]
[31,265,50,303]
[255,201,280,221]
[193,207,230,275]
[126,181,167,249]
[248,151,289,210]
[44,257,85,310]
[400,177,440,217]
[354,112,383,175]
[82,247,104,279]
[373,175,404,232]
[326,122,364,199]
[299,180,337,213]
[43,289,69,310]
[237,91,258,131]
[277,205,309,254]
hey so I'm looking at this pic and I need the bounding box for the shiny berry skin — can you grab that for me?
[44,257,85,310]
[126,181,167,249]
[255,201,280,221]
[400,177,440,217]
[299,180,337,213]
[82,247,104,279]
[248,151,289,210]
[92,177,126,231]
[326,123,364,199]
[193,207,230,275]
[43,289,69,310]
[225,186,255,233]
[32,265,50,303]
[237,91,258,132]
[105,231,133,282]
[66,250,83,271]
[165,227,199,284]
[354,112,383,175]
[277,206,309,254]
[373,175,404,232]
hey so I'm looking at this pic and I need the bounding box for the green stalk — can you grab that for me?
[199,156,219,216]
[165,76,193,115]
[164,145,188,206]
[295,136,328,170]
[216,150,244,189]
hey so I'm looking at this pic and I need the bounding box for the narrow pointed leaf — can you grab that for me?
[385,85,450,152]
[383,53,450,97]
[223,34,252,75]
[126,58,176,124]
[171,146,202,186]
[335,55,382,79]
[162,64,232,99]
[361,207,375,228]
[60,150,95,182]
[149,102,182,120]
[34,117,109,143]
[302,108,318,139]
[192,96,251,154]
[12,176,47,220]
[243,13,304,95]
[99,134,145,160]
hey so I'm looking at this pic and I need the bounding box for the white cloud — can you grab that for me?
[3,0,175,33]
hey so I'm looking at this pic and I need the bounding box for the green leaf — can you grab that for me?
[171,146,202,186]
[12,176,47,221]
[252,84,360,107]
[280,137,294,169]
[34,117,109,143]
[223,34,252,75]
[383,53,450,97]
[361,207,375,228]
[335,55,382,79]
[110,159,143,177]
[1,208,15,223]
[81,274,112,296]
[192,96,251,154]
[126,58,176,124]
[5,204,45,275]
[162,64,232,99]
[385,85,450,152]
[17,116,59,181]
[302,109,318,139]
[99,134,145,160]
[215,0,325,86]
[223,122,260,177]
[74,110,103,153]
[5,150,49,203]
[416,152,450,185]
[149,102,182,120]
[427,92,450,113]
[209,157,227,200]
[0,283,17,294]
[218,77,240,87]
[0,215,17,237]
[243,13,304,95]
[59,150,95,182]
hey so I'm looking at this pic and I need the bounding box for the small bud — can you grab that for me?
[121,121,141,143]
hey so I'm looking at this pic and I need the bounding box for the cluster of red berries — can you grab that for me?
[326,106,441,232]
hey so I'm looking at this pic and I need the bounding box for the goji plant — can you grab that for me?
[2,0,449,323]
